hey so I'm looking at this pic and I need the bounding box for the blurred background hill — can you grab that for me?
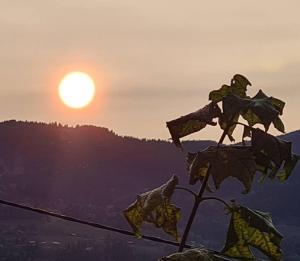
[0,120,299,260]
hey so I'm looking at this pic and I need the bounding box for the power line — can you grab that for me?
[0,199,192,249]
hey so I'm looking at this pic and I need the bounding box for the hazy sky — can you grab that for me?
[0,1,299,141]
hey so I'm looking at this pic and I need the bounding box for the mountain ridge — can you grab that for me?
[0,120,299,260]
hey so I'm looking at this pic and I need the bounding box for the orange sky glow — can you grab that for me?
[0,1,299,142]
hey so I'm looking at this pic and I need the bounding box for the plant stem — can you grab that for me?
[177,165,211,252]
[200,197,230,208]
[218,130,228,146]
[177,129,228,252]
[175,187,197,199]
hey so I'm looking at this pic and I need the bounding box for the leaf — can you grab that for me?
[187,152,213,192]
[252,128,291,166]
[219,100,241,142]
[187,146,257,193]
[251,128,298,179]
[241,90,285,132]
[187,152,210,185]
[209,74,251,141]
[223,205,283,261]
[166,102,221,148]
[209,74,251,103]
[218,90,285,141]
[272,117,285,133]
[209,84,231,103]
[254,151,277,178]
[123,176,181,241]
[277,154,300,182]
[160,248,235,261]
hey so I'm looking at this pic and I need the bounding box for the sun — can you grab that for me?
[58,72,96,109]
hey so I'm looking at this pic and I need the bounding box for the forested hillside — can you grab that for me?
[0,120,299,260]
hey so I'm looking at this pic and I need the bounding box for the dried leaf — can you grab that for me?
[166,102,221,148]
[187,146,257,193]
[223,205,283,261]
[160,248,235,261]
[123,176,181,240]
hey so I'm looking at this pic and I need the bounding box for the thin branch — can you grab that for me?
[177,164,212,252]
[200,197,230,209]
[175,187,197,198]
[218,130,228,146]
[178,127,229,252]
[218,123,232,146]
[0,199,192,249]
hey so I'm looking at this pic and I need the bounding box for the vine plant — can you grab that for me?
[123,75,299,260]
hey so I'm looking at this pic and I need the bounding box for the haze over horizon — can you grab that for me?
[1,1,300,142]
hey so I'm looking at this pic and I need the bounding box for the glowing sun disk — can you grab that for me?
[58,72,95,109]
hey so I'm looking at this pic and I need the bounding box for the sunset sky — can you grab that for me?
[0,1,299,142]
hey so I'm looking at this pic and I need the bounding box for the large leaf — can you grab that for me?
[187,146,257,193]
[220,91,285,137]
[160,248,235,261]
[209,74,251,103]
[166,102,221,148]
[219,95,245,142]
[242,90,285,132]
[251,128,298,179]
[209,74,251,141]
[123,176,181,240]
[223,205,283,261]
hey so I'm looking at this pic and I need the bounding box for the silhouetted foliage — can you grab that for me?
[124,75,299,260]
